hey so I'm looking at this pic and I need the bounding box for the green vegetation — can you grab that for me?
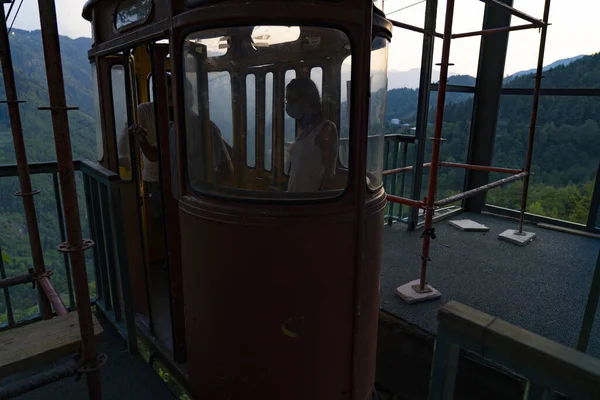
[0,30,96,325]
[385,53,600,225]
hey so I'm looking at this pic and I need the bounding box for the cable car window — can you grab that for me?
[339,56,351,168]
[112,65,133,181]
[246,74,256,168]
[310,67,323,99]
[148,73,153,102]
[91,63,103,162]
[264,72,274,171]
[208,71,233,146]
[283,69,296,175]
[114,0,153,31]
[366,36,390,191]
[183,26,350,199]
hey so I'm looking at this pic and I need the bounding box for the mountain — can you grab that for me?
[0,29,96,323]
[387,68,459,90]
[504,55,585,83]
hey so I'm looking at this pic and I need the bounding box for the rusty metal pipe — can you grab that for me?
[390,19,444,39]
[383,162,432,176]
[38,276,69,316]
[479,0,546,27]
[36,1,102,398]
[418,0,455,292]
[451,23,540,39]
[0,271,34,290]
[439,161,523,174]
[0,4,53,320]
[435,172,528,208]
[0,358,77,398]
[386,194,425,209]
[519,0,551,234]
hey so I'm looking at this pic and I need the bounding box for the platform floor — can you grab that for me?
[4,313,176,400]
[380,211,600,357]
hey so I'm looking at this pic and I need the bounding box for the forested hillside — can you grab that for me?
[0,30,95,324]
[411,52,600,224]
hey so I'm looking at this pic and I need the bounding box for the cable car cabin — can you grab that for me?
[83,0,391,398]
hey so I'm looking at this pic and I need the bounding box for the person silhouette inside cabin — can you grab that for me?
[285,77,339,192]
[118,73,234,220]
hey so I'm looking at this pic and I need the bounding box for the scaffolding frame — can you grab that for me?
[385,0,552,302]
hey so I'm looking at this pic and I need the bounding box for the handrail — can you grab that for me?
[79,160,120,185]
[0,161,81,177]
[430,301,600,399]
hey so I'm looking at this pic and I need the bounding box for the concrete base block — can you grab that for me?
[449,219,490,232]
[499,229,536,246]
[394,279,442,304]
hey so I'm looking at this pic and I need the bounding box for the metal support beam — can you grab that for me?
[0,4,53,320]
[479,0,545,27]
[390,19,444,39]
[518,0,552,234]
[464,0,514,212]
[36,0,102,398]
[409,0,437,231]
[436,171,527,207]
[577,250,600,352]
[0,271,34,290]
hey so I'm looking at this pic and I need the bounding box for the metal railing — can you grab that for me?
[0,161,137,353]
[0,161,80,331]
[430,301,600,399]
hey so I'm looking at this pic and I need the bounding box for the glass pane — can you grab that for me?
[112,65,132,181]
[148,74,154,103]
[246,74,256,168]
[488,95,600,225]
[265,72,274,171]
[339,56,351,168]
[310,67,323,99]
[183,26,350,199]
[115,0,153,30]
[91,63,103,161]
[366,37,389,190]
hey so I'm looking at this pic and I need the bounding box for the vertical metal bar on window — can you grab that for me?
[90,179,112,311]
[409,0,438,231]
[256,74,266,173]
[273,71,285,187]
[383,139,390,223]
[577,250,600,353]
[99,183,122,322]
[83,174,103,305]
[586,161,600,232]
[0,244,15,328]
[428,329,460,400]
[53,172,75,309]
[108,182,138,354]
[399,141,408,221]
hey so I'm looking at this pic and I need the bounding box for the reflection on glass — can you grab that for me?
[111,65,131,181]
[252,26,300,48]
[148,73,154,102]
[265,72,274,171]
[339,56,351,167]
[367,36,390,190]
[91,63,103,161]
[183,26,350,198]
[310,67,323,99]
[246,74,256,168]
[114,0,153,30]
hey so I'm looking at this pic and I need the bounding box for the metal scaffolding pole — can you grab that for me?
[418,0,455,293]
[517,0,551,234]
[0,6,53,320]
[36,0,102,398]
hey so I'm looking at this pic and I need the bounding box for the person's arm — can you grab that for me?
[316,121,339,190]
[130,123,159,162]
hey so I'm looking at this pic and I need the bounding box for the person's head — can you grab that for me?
[285,77,323,122]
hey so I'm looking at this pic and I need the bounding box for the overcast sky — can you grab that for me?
[6,0,599,76]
